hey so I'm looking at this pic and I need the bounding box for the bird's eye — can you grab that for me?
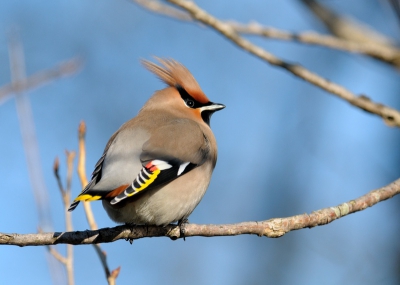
[186,99,195,108]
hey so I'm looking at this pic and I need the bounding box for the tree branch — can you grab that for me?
[0,57,81,105]
[2,177,399,246]
[52,151,76,285]
[93,244,121,285]
[163,0,400,127]
[76,121,119,284]
[47,245,68,264]
[229,21,400,67]
[133,0,191,20]
[77,121,98,231]
[134,1,400,67]
[299,0,394,44]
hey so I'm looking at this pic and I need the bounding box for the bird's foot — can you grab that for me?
[178,218,189,241]
[124,223,137,244]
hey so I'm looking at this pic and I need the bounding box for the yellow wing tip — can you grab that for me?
[74,194,102,202]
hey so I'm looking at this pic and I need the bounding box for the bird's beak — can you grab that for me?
[201,102,225,113]
[199,102,225,126]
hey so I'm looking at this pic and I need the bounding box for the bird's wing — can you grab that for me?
[68,119,210,209]
[67,131,120,211]
[110,119,210,204]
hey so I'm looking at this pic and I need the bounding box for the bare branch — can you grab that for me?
[64,151,75,285]
[133,0,191,20]
[133,1,400,66]
[65,150,76,195]
[0,57,81,105]
[77,121,98,231]
[93,244,120,285]
[229,21,400,67]
[39,226,68,265]
[77,121,88,188]
[93,245,111,278]
[165,0,400,127]
[7,32,76,284]
[52,155,75,284]
[390,0,400,26]
[8,31,57,237]
[299,0,395,46]
[2,177,399,246]
[47,245,68,264]
[109,267,121,285]
[53,157,65,195]
[298,0,400,68]
[76,121,119,284]
[53,151,76,285]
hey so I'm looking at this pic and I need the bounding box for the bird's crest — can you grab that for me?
[142,57,209,104]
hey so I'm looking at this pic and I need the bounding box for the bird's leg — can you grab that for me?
[177,218,189,241]
[125,223,137,244]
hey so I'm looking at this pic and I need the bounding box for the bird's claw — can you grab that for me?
[178,218,189,241]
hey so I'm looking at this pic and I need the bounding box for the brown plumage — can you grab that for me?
[68,58,224,226]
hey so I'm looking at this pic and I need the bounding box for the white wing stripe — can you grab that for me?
[177,162,190,176]
[152,159,173,170]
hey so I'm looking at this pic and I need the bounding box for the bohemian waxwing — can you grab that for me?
[68,58,225,226]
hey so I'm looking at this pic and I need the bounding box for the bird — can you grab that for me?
[68,58,225,227]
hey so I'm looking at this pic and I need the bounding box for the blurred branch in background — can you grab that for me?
[7,31,53,232]
[1,177,399,245]
[150,0,400,127]
[229,21,400,67]
[77,122,98,231]
[390,0,400,26]
[92,245,121,285]
[298,0,400,66]
[0,56,81,105]
[5,31,82,230]
[133,0,191,20]
[299,0,395,46]
[134,0,400,67]
[6,31,68,284]
[50,152,76,285]
[40,122,120,284]
[76,121,120,285]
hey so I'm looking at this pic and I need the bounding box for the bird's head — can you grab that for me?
[142,57,225,126]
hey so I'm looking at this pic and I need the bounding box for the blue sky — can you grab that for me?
[0,0,399,284]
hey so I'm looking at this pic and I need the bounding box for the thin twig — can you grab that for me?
[5,31,79,285]
[93,244,121,285]
[8,32,65,284]
[93,245,111,278]
[53,157,65,195]
[299,0,400,68]
[75,121,119,284]
[3,177,400,246]
[0,57,81,105]
[47,245,68,264]
[39,226,68,264]
[299,0,395,46]
[133,0,400,66]
[65,151,75,194]
[165,0,400,127]
[109,267,121,285]
[133,0,191,20]
[229,21,400,66]
[8,30,53,231]
[77,121,98,230]
[390,0,400,27]
[52,152,76,285]
[64,151,75,285]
